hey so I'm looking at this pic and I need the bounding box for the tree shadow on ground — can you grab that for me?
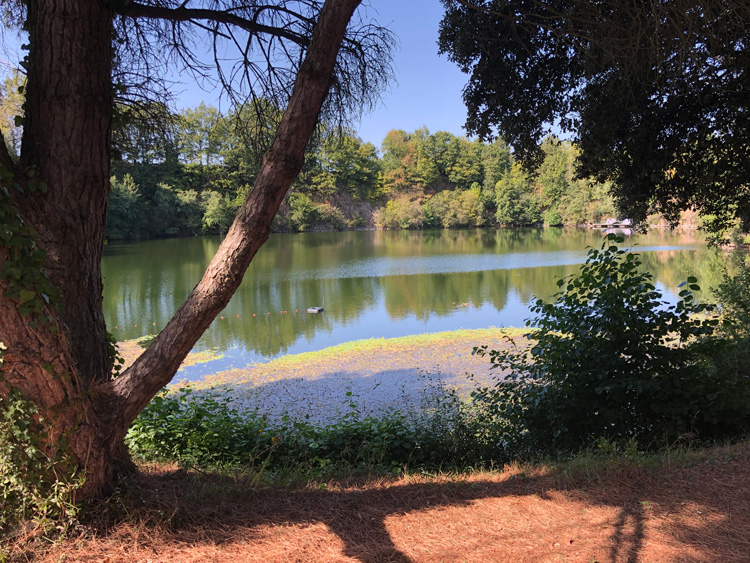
[74,441,750,563]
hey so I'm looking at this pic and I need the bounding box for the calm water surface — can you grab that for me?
[102,229,719,370]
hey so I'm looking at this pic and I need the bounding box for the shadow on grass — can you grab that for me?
[77,441,750,563]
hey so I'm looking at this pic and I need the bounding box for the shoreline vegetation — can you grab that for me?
[106,102,743,244]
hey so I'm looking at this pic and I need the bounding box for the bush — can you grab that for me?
[283,193,348,232]
[125,387,277,467]
[715,252,750,331]
[126,385,496,474]
[286,193,318,231]
[426,187,486,229]
[473,235,745,454]
[105,174,144,240]
[313,202,347,231]
[374,197,425,229]
[708,252,750,427]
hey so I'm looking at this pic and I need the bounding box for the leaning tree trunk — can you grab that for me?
[0,0,362,498]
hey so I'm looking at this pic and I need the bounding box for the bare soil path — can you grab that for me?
[27,441,750,562]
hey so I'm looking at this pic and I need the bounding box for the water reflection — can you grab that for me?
[102,228,720,363]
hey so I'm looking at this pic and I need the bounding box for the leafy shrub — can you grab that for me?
[473,235,745,454]
[201,190,237,235]
[150,182,205,237]
[105,174,145,240]
[313,202,347,231]
[543,208,563,226]
[283,193,348,232]
[715,252,750,331]
[286,192,318,232]
[708,252,750,423]
[125,387,277,467]
[426,187,486,229]
[412,385,500,466]
[283,412,424,470]
[0,388,82,537]
[126,385,495,474]
[347,212,366,229]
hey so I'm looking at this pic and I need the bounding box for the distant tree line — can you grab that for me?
[374,127,615,230]
[106,103,617,240]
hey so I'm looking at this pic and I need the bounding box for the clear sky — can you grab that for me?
[352,0,471,148]
[1,1,471,151]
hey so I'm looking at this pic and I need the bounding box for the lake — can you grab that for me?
[103,228,719,371]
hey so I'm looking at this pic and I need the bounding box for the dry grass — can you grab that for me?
[8,441,750,563]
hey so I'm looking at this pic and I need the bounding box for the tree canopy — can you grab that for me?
[439,0,750,238]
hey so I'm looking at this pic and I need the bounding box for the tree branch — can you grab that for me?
[118,2,311,48]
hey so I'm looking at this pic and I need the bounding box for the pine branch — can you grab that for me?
[119,2,311,48]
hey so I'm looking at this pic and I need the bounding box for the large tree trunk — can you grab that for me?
[0,0,361,499]
[1,0,120,495]
[19,0,114,385]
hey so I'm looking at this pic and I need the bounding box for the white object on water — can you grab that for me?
[307,306,324,314]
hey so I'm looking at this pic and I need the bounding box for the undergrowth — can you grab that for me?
[125,384,495,479]
[473,236,750,454]
[0,390,83,543]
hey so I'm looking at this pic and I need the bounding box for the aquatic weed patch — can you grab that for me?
[186,327,526,425]
[117,337,224,370]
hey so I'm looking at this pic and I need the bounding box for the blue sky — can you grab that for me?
[352,0,470,148]
[1,1,471,150]
[174,1,471,149]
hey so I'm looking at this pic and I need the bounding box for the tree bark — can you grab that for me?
[0,0,362,498]
[19,0,114,385]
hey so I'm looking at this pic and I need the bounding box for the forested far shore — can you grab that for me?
[106,103,631,241]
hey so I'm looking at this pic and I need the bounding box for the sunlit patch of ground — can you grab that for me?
[26,441,750,562]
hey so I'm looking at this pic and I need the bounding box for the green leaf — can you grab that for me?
[19,289,36,303]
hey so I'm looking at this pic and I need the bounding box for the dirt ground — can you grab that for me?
[19,441,750,563]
